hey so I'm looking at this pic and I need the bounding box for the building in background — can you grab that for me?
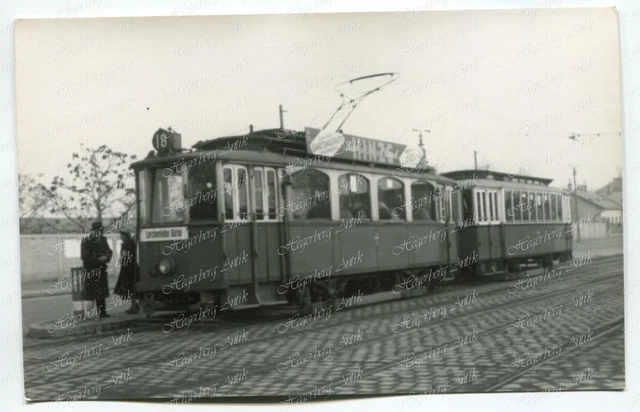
[596,176,623,207]
[570,184,623,238]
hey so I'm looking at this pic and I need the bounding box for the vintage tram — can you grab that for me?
[132,127,462,316]
[441,169,574,279]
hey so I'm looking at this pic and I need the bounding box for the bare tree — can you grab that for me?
[18,173,51,233]
[43,144,137,233]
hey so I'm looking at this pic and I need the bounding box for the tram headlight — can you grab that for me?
[158,258,175,276]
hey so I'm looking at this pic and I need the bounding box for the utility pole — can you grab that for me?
[474,151,478,170]
[568,132,582,243]
[279,105,286,129]
[412,128,430,167]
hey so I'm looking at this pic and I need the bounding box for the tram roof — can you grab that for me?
[131,128,458,185]
[442,169,566,193]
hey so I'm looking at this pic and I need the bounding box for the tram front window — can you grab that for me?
[151,169,187,224]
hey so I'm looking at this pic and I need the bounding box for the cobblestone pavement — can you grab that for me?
[22,256,624,405]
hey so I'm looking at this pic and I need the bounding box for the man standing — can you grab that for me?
[81,221,113,318]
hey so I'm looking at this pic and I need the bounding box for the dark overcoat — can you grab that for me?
[114,238,139,300]
[80,233,113,300]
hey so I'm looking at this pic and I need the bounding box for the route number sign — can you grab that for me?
[152,128,182,155]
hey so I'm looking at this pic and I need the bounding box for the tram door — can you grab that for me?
[250,166,285,302]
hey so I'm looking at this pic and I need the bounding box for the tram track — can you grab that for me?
[23,256,621,369]
[250,285,624,399]
[485,318,624,392]
[50,263,622,400]
[22,258,623,401]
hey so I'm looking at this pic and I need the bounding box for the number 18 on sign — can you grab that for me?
[152,128,182,155]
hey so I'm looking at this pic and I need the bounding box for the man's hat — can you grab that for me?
[91,221,103,231]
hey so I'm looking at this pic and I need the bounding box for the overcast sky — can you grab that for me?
[15,7,622,191]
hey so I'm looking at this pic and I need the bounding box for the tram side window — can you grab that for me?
[254,169,264,218]
[411,181,436,221]
[438,187,451,223]
[521,192,530,221]
[451,189,461,222]
[267,170,277,219]
[554,193,562,221]
[536,193,544,222]
[513,190,522,222]
[488,191,495,221]
[189,163,218,221]
[462,190,474,222]
[252,167,279,220]
[338,173,371,219]
[223,168,233,218]
[222,165,250,220]
[481,191,487,222]
[444,188,454,222]
[528,193,535,222]
[290,169,331,220]
[543,194,551,222]
[475,191,483,222]
[550,193,558,220]
[378,177,405,221]
[238,169,248,219]
[504,190,513,222]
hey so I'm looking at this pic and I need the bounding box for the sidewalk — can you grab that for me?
[573,235,623,260]
[28,309,147,339]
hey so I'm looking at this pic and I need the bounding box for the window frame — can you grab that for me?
[377,176,407,222]
[252,166,281,222]
[409,180,438,223]
[473,188,501,225]
[222,164,250,222]
[337,172,372,221]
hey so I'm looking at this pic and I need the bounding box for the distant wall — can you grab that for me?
[20,234,123,283]
[572,222,608,239]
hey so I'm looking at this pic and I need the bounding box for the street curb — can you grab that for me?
[27,315,144,339]
[22,290,71,299]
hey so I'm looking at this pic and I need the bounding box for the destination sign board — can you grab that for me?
[305,128,422,168]
[140,227,188,242]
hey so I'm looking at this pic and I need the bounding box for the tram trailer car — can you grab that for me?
[441,170,574,279]
[132,127,462,316]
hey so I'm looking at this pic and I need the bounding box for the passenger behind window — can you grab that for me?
[351,200,369,219]
[306,197,331,219]
[389,193,405,220]
[378,201,392,220]
[340,197,353,219]
[414,204,433,221]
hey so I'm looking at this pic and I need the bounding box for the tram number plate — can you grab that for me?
[140,227,188,242]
